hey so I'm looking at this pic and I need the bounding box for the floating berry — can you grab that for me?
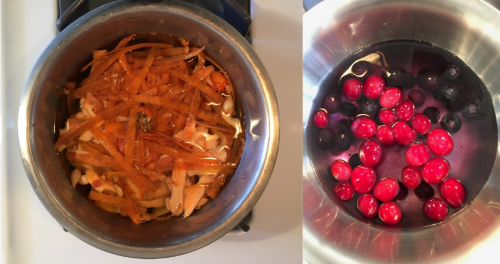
[313,109,329,128]
[343,79,363,101]
[434,83,459,104]
[415,181,435,201]
[392,121,417,145]
[341,102,359,118]
[408,89,426,107]
[338,118,353,131]
[401,166,422,189]
[376,125,395,145]
[378,108,397,125]
[373,177,399,202]
[462,98,482,119]
[349,154,363,168]
[423,106,441,124]
[378,201,402,225]
[385,68,406,87]
[359,100,380,118]
[350,116,377,139]
[400,72,416,90]
[357,194,379,218]
[351,165,377,194]
[395,99,415,122]
[317,128,336,150]
[440,113,462,133]
[410,113,431,135]
[331,160,352,181]
[333,181,355,201]
[405,141,431,166]
[422,157,450,185]
[423,197,448,220]
[393,181,409,201]
[352,61,370,76]
[363,74,385,100]
[427,128,453,156]
[335,130,354,151]
[323,94,343,114]
[443,64,462,80]
[359,139,383,167]
[379,87,402,108]
[416,69,439,91]
[440,178,466,208]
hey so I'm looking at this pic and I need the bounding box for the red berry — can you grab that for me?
[333,181,355,201]
[351,165,377,194]
[392,121,417,145]
[357,194,379,218]
[401,166,422,189]
[378,108,396,125]
[427,128,454,156]
[331,160,352,181]
[373,177,399,202]
[359,139,383,167]
[350,116,377,139]
[410,113,431,135]
[405,141,431,166]
[422,157,450,185]
[379,87,402,108]
[440,178,466,208]
[343,78,363,101]
[378,201,402,225]
[313,109,329,128]
[376,125,395,145]
[423,197,448,220]
[363,74,385,100]
[395,99,415,122]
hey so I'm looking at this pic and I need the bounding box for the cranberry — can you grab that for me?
[379,87,402,108]
[323,94,343,114]
[317,128,336,150]
[357,194,379,218]
[363,74,385,100]
[422,157,450,185]
[350,116,377,139]
[313,109,329,128]
[408,89,426,107]
[423,197,448,220]
[416,69,439,91]
[373,177,399,202]
[393,181,409,201]
[331,160,352,181]
[392,121,417,145]
[440,113,462,134]
[335,130,353,151]
[423,106,441,124]
[427,128,454,156]
[378,108,396,125]
[333,181,355,201]
[440,178,466,208]
[351,165,377,194]
[415,181,435,201]
[349,154,363,168]
[405,141,431,166]
[343,79,363,101]
[359,139,383,167]
[378,201,402,225]
[376,125,395,145]
[401,166,422,189]
[410,113,431,135]
[395,99,415,122]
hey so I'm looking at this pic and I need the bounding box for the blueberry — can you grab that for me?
[462,98,482,119]
[416,70,439,91]
[400,73,416,90]
[317,128,336,150]
[348,153,362,168]
[384,68,406,87]
[440,113,462,133]
[352,61,370,76]
[415,181,435,201]
[338,118,353,131]
[408,89,426,107]
[359,100,380,118]
[423,106,441,124]
[323,94,344,114]
[434,83,459,103]
[335,130,354,151]
[443,64,462,80]
[341,102,359,118]
[393,181,408,201]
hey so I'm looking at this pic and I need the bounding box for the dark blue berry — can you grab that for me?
[352,61,370,76]
[408,89,426,107]
[341,102,359,118]
[424,106,440,124]
[462,98,482,119]
[338,118,353,131]
[416,70,439,91]
[400,73,416,89]
[440,113,462,133]
[317,128,336,150]
[348,153,362,168]
[415,181,435,201]
[323,94,344,114]
[393,181,408,201]
[359,100,380,118]
[443,64,462,80]
[385,68,406,87]
[335,130,353,151]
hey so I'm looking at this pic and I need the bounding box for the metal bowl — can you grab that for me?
[303,0,500,263]
[18,0,278,259]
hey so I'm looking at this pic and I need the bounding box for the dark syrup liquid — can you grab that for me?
[308,41,498,230]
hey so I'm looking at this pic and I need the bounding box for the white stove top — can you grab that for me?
[0,0,302,263]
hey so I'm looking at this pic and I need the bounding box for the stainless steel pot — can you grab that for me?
[303,0,500,263]
[18,0,278,258]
